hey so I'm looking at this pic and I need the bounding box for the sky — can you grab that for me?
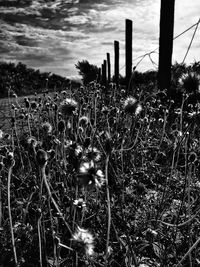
[0,0,200,79]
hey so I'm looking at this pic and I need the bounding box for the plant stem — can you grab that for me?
[105,155,111,262]
[41,165,72,236]
[8,161,18,266]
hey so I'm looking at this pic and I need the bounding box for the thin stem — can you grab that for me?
[8,161,18,266]
[41,165,72,236]
[37,216,43,267]
[105,155,111,262]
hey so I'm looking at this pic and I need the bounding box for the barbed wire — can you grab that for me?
[119,18,200,71]
[182,18,200,63]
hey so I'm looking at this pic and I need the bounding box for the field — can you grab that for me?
[0,77,200,267]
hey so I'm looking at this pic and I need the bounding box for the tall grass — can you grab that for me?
[0,76,200,266]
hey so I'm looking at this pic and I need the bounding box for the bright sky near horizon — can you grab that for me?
[0,0,199,80]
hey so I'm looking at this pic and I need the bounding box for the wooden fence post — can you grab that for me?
[107,53,111,84]
[102,60,107,86]
[125,19,132,92]
[97,67,101,83]
[158,0,175,92]
[114,40,119,88]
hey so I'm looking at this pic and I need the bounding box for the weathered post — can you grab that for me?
[158,0,175,92]
[125,19,132,92]
[102,60,107,86]
[97,67,101,83]
[107,53,111,84]
[114,40,119,88]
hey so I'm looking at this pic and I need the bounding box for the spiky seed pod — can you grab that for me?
[179,72,200,94]
[42,122,52,135]
[58,120,66,133]
[76,161,105,188]
[71,227,94,256]
[83,146,101,162]
[124,96,138,114]
[59,98,78,116]
[36,149,48,167]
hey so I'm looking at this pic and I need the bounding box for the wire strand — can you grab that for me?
[182,18,200,63]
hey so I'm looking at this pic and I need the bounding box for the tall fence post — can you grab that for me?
[125,19,132,92]
[158,0,175,92]
[97,67,101,83]
[102,60,107,86]
[107,53,111,84]
[114,40,119,88]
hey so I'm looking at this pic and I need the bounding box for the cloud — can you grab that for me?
[0,0,199,78]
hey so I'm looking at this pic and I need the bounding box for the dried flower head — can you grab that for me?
[73,198,86,210]
[71,226,94,256]
[124,96,138,114]
[83,146,101,162]
[42,122,52,135]
[27,136,37,148]
[59,98,78,116]
[179,72,200,94]
[76,161,105,188]
[79,116,90,127]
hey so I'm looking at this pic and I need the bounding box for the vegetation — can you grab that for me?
[75,60,99,85]
[0,61,200,266]
[0,62,80,98]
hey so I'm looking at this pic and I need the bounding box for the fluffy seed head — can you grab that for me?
[76,161,105,188]
[124,96,138,114]
[71,226,94,256]
[42,122,52,134]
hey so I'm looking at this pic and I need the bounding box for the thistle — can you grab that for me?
[71,226,94,256]
[59,98,78,116]
[76,161,105,188]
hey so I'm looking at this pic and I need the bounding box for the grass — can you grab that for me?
[0,79,200,267]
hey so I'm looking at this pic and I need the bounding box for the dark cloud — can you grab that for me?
[0,41,11,53]
[15,35,39,47]
[0,0,32,8]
